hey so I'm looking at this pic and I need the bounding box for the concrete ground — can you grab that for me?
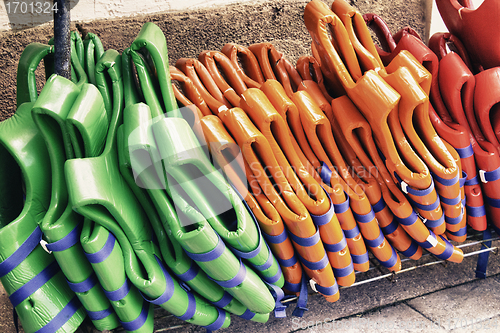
[2,232,499,332]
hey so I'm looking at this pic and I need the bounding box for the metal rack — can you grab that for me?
[109,229,499,333]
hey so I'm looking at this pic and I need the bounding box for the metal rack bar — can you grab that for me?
[53,0,71,79]
[115,232,499,332]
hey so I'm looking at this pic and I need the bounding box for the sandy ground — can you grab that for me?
[0,0,427,121]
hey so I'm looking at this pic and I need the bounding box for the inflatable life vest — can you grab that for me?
[221,43,265,89]
[64,27,231,329]
[435,0,500,70]
[289,91,400,271]
[240,89,358,284]
[0,101,86,333]
[199,115,304,294]
[295,55,334,103]
[330,95,463,263]
[428,33,500,231]
[260,80,370,273]
[332,0,463,236]
[218,107,340,302]
[304,0,445,232]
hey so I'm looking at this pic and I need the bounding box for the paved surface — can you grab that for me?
[3,235,498,332]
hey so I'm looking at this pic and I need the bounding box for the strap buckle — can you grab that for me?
[39,239,52,254]
[479,169,488,183]
[309,280,318,293]
[416,211,427,224]
[401,181,408,194]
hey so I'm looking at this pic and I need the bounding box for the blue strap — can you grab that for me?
[479,166,500,183]
[120,302,149,331]
[467,205,486,217]
[380,218,398,235]
[323,237,347,253]
[440,194,461,206]
[377,246,398,268]
[85,232,116,264]
[288,228,321,247]
[229,188,282,280]
[253,246,275,272]
[333,263,354,278]
[418,232,437,249]
[284,279,301,293]
[455,144,474,158]
[372,197,386,213]
[9,260,60,308]
[267,283,286,318]
[410,196,441,211]
[476,228,492,279]
[87,307,114,321]
[208,259,246,289]
[142,258,175,305]
[485,195,500,208]
[465,175,479,186]
[352,209,376,223]
[34,296,81,333]
[184,235,226,262]
[319,162,333,184]
[239,309,256,320]
[229,235,262,260]
[364,232,385,248]
[424,214,445,228]
[435,235,454,260]
[394,173,435,197]
[66,273,98,293]
[343,225,360,239]
[459,171,467,187]
[292,273,308,317]
[45,224,81,252]
[104,279,131,301]
[394,211,419,226]
[377,146,386,161]
[351,252,369,264]
[212,292,232,308]
[333,195,350,214]
[277,253,298,267]
[432,172,459,187]
[204,308,226,332]
[175,291,196,321]
[176,261,200,282]
[447,226,467,237]
[444,212,463,226]
[400,241,419,258]
[264,228,288,245]
[315,280,338,297]
[0,226,42,277]
[297,252,329,271]
[310,188,335,226]
[260,261,282,285]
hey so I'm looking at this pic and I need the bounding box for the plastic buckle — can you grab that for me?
[416,211,427,224]
[39,239,52,254]
[217,105,228,113]
[401,181,408,194]
[309,280,318,293]
[479,170,488,183]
